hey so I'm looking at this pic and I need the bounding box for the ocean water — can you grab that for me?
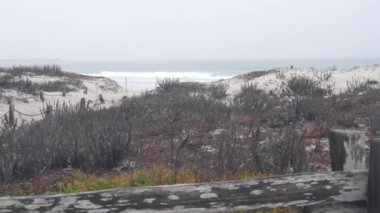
[1,58,380,92]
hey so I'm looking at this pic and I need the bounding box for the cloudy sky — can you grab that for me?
[0,0,379,61]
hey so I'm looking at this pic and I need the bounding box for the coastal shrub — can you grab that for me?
[287,76,329,98]
[296,97,330,122]
[156,78,181,92]
[138,87,230,178]
[0,74,14,88]
[367,105,380,134]
[207,82,228,100]
[233,83,278,125]
[39,79,84,92]
[0,104,132,180]
[0,124,18,181]
[175,82,206,93]
[231,84,288,173]
[0,74,312,183]
[0,65,63,77]
[214,128,237,175]
[336,115,359,128]
[0,75,37,93]
[286,76,334,123]
[234,83,269,114]
[123,84,230,134]
[0,85,233,181]
[0,73,83,94]
[120,87,230,182]
[345,79,380,105]
[230,83,310,174]
[260,127,308,174]
[311,70,333,83]
[346,79,370,94]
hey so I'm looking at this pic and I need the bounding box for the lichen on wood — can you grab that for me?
[0,170,367,212]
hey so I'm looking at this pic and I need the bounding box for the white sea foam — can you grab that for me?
[88,71,233,93]
[93,71,230,79]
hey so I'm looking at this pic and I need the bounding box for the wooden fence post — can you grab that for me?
[8,98,14,126]
[40,91,44,102]
[368,138,380,212]
[79,98,86,111]
[45,105,53,117]
[328,129,367,171]
[98,94,105,104]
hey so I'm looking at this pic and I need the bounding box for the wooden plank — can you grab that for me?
[79,98,86,111]
[7,98,14,127]
[0,170,368,212]
[40,91,44,102]
[328,129,368,171]
[303,201,367,213]
[367,138,380,213]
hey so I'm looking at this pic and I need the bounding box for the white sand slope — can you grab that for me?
[2,65,380,123]
[223,65,380,97]
[0,73,127,123]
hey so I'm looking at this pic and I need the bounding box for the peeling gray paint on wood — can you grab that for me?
[367,139,380,213]
[329,129,368,171]
[0,170,368,212]
[303,201,367,213]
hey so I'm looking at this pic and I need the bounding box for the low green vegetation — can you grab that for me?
[57,168,267,194]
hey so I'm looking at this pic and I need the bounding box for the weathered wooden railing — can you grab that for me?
[0,132,378,212]
[0,170,368,212]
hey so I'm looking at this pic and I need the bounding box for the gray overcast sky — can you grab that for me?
[1,0,379,61]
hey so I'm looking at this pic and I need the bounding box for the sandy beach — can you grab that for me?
[0,72,127,122]
[2,65,380,123]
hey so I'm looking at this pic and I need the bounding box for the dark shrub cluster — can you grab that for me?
[39,79,84,92]
[0,75,38,94]
[286,76,333,122]
[263,127,308,174]
[231,83,308,174]
[233,83,271,114]
[0,79,233,181]
[155,78,181,92]
[287,76,330,98]
[345,79,380,105]
[0,65,63,77]
[207,82,228,100]
[0,104,131,181]
[0,74,83,95]
[5,72,375,182]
